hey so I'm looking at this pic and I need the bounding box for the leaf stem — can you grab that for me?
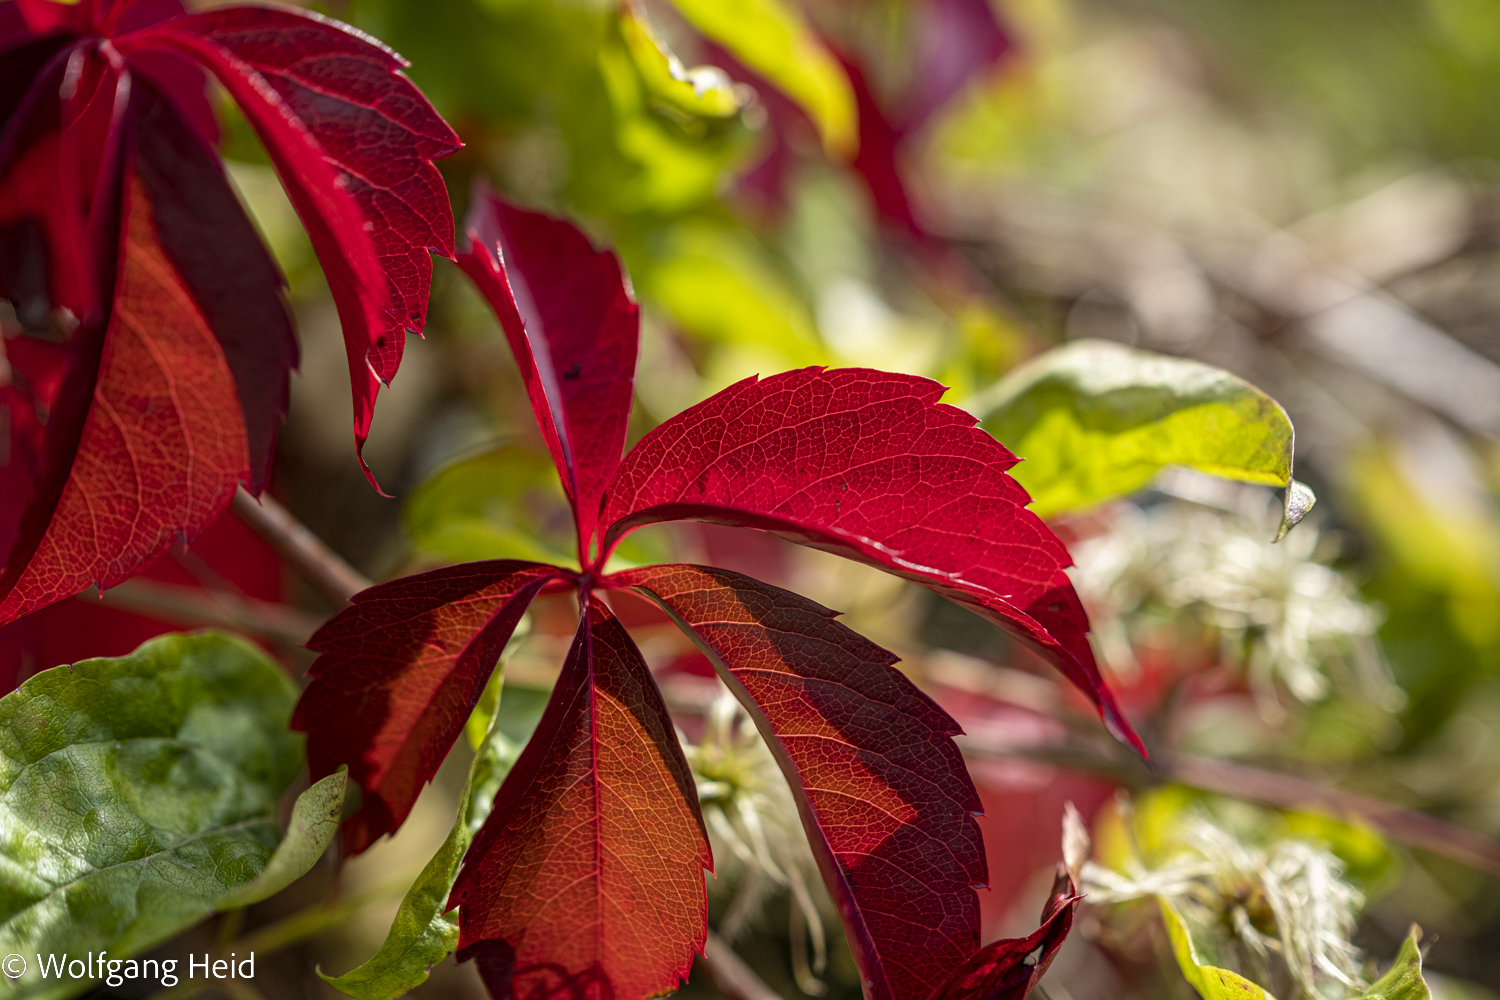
[703,931,787,1000]
[231,487,372,605]
[89,577,322,645]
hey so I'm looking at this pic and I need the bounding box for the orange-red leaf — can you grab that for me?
[0,166,247,623]
[612,563,985,1000]
[294,561,560,854]
[451,597,711,1000]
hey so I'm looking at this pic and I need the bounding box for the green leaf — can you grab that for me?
[971,339,1298,518]
[0,632,302,1000]
[216,771,346,910]
[664,0,857,157]
[1359,927,1430,1000]
[636,221,825,369]
[620,6,746,120]
[1158,897,1277,1000]
[405,446,577,567]
[321,676,522,1000]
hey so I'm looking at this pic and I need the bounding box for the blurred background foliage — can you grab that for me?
[14,0,1500,996]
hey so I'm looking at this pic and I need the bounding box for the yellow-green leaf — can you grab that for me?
[1159,897,1277,1000]
[971,339,1297,518]
[664,0,857,157]
[638,221,824,369]
[405,446,576,567]
[620,6,746,119]
[1359,927,1430,1000]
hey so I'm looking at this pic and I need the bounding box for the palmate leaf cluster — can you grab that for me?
[1,0,1490,998]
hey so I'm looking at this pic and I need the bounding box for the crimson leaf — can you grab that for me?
[297,194,1136,1000]
[294,561,560,854]
[614,563,987,1000]
[0,156,248,622]
[0,0,457,626]
[450,597,711,1000]
[927,866,1079,1000]
[457,185,639,564]
[598,367,1142,752]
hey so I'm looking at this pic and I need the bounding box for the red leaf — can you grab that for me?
[599,368,1142,753]
[121,5,460,484]
[1,2,457,620]
[450,597,711,1000]
[132,84,295,495]
[926,867,1079,1000]
[613,563,985,1000]
[294,561,561,854]
[0,162,248,622]
[457,187,639,563]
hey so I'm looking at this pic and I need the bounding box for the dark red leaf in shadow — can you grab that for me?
[927,866,1079,1000]
[0,2,457,617]
[457,187,639,563]
[294,561,561,853]
[600,368,1141,753]
[612,563,985,1000]
[0,162,249,623]
[132,84,295,495]
[451,597,711,1000]
[121,6,459,484]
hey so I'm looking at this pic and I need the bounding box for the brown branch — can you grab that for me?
[91,578,322,646]
[703,931,786,1000]
[1172,753,1500,878]
[957,733,1500,879]
[232,487,371,605]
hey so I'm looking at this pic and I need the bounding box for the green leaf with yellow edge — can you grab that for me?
[1359,927,1429,1000]
[0,632,302,1000]
[597,23,751,213]
[620,5,746,119]
[970,339,1300,519]
[320,671,523,1000]
[1159,896,1277,1000]
[664,0,857,157]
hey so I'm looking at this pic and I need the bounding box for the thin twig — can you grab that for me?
[90,578,322,646]
[703,931,786,1000]
[1172,753,1500,878]
[957,733,1500,879]
[231,487,371,605]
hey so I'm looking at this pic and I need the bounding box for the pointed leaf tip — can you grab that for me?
[456,188,639,564]
[1275,479,1317,542]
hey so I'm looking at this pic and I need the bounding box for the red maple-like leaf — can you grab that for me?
[0,0,457,625]
[295,191,1135,1000]
[450,598,712,1000]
